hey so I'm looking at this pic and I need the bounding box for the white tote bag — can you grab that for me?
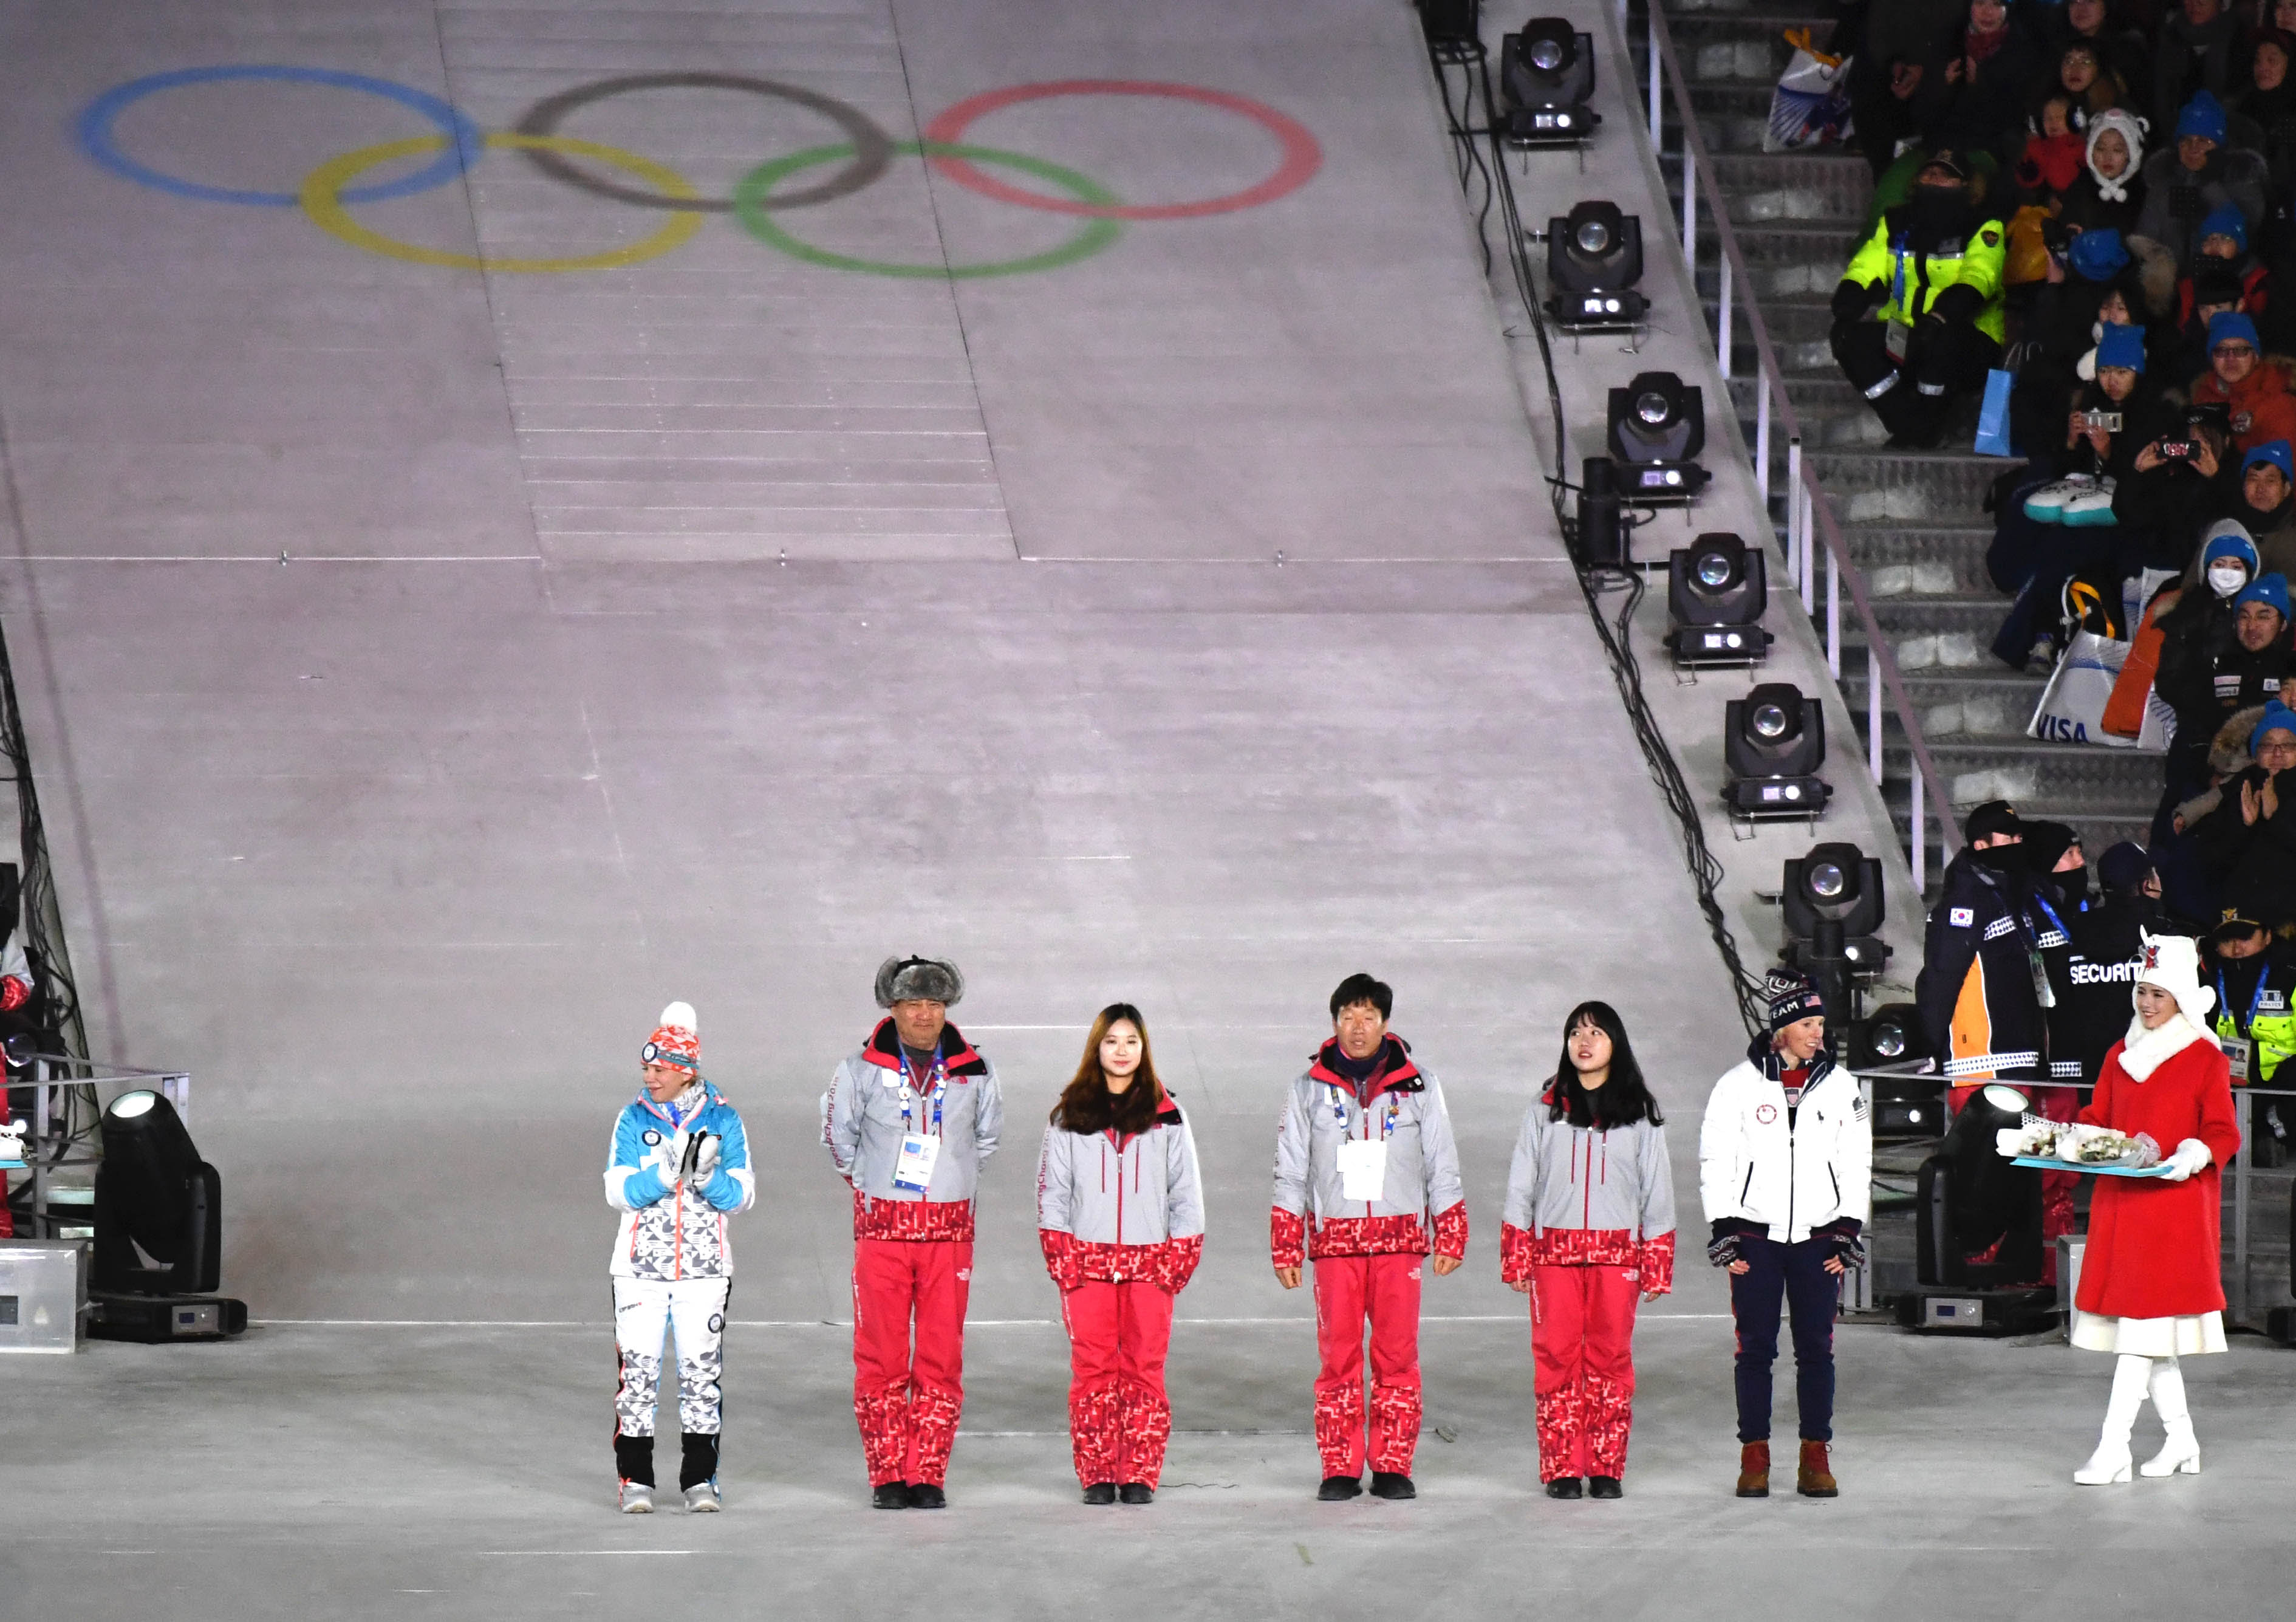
[2028,629,2136,747]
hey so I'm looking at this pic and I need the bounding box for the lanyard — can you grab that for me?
[1890,235,1908,312]
[2034,895,2069,939]
[2218,969,2267,1035]
[1325,1083,1398,1138]
[899,1050,946,1136]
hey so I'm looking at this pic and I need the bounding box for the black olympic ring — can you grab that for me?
[513,72,895,213]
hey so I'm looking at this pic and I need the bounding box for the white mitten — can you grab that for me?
[667,1128,692,1182]
[1997,1127,2025,1158]
[2159,1138,2213,1183]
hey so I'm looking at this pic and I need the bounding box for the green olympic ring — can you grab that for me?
[734,140,1121,278]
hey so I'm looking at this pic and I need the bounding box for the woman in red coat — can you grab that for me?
[2068,932,2242,1485]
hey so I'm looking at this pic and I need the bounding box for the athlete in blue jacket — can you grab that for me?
[604,1002,754,1513]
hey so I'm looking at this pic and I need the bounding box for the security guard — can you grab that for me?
[1917,801,2051,1100]
[1829,149,2006,450]
[2208,908,2296,1089]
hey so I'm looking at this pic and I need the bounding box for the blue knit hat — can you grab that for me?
[2245,439,2295,482]
[2210,310,2261,353]
[2096,322,2146,373]
[2069,227,2130,281]
[2178,90,2230,145]
[2252,699,2296,755]
[2202,520,2261,575]
[2238,572,2291,620]
[2201,203,2250,253]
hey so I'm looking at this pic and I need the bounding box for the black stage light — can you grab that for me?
[1500,21,1599,144]
[1780,841,1889,1023]
[1666,533,1772,666]
[1607,371,1710,502]
[1917,1083,2044,1287]
[1574,456,1624,566]
[1544,201,1647,330]
[1723,680,1828,813]
[91,1089,246,1341]
[1418,0,1482,48]
[1847,1001,1944,1140]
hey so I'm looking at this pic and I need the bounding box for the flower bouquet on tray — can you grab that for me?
[1997,1118,2170,1176]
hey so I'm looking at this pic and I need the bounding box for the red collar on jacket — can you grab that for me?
[1308,1033,1422,1101]
[860,1016,988,1079]
[1100,1092,1185,1148]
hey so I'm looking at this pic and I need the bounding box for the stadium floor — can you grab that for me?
[1,0,2287,1613]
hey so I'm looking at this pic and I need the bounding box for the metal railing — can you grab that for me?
[1632,0,1963,888]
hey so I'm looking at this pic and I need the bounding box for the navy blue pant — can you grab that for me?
[1729,1236,1840,1443]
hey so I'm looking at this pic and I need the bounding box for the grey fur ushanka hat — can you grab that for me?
[875,955,964,1008]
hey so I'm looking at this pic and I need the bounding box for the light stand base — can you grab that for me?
[1889,1286,2056,1337]
[90,1291,248,1343]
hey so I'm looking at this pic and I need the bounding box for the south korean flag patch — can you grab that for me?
[1949,906,1975,928]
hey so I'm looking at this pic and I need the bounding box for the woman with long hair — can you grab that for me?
[1499,1001,1676,1499]
[1036,1004,1205,1504]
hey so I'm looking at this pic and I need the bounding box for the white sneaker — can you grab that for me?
[2060,483,2118,527]
[2073,1442,2133,1485]
[684,1480,723,1513]
[2023,475,2098,523]
[620,1480,655,1514]
[2140,1425,2201,1477]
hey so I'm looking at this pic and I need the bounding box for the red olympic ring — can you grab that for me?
[921,80,1321,221]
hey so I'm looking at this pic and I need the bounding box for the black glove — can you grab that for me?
[1708,1217,1764,1268]
[1817,1216,1867,1267]
[1927,284,1983,326]
[1831,278,1885,323]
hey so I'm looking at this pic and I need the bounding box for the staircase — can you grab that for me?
[1632,1,2159,883]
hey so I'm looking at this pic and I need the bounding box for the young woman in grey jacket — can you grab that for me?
[1500,1001,1676,1500]
[1037,1004,1205,1505]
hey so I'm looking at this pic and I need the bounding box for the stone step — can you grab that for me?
[1674,154,1870,228]
[1837,523,1997,595]
[1882,737,2169,810]
[1807,447,2019,524]
[1694,225,1863,297]
[1837,663,2049,744]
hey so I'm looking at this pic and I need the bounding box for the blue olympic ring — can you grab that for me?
[77,65,483,207]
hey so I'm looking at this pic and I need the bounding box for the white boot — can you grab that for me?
[2074,1354,2150,1484]
[2140,1358,2201,1477]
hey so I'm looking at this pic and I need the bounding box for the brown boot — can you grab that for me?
[1735,1441,1770,1497]
[1797,1439,1839,1497]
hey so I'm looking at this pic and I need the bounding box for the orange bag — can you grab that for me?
[2004,205,2054,286]
[2102,583,2178,738]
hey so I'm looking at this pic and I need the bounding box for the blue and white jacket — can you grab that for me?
[604,1080,756,1280]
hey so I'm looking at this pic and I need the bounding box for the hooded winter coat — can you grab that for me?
[2154,586,2294,744]
[1269,1035,1468,1267]
[820,1018,1005,1241]
[1697,1039,1873,1244]
[2134,145,2270,269]
[606,1080,756,1280]
[1498,1085,1676,1290]
[2189,355,2296,451]
[1037,1090,1206,1292]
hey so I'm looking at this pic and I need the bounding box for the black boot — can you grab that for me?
[1317,1475,1362,1501]
[1119,1483,1154,1505]
[680,1432,720,1492]
[1368,1472,1416,1500]
[1588,1475,1623,1499]
[615,1433,655,1489]
[907,1483,947,1509]
[872,1481,909,1510]
[1545,1476,1584,1499]
[1082,1482,1117,1505]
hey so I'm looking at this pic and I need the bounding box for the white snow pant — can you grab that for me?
[613,1276,731,1438]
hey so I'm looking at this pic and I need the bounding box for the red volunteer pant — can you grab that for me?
[852,1237,970,1487]
[1060,1279,1176,1488]
[1313,1253,1423,1477]
[1531,1262,1641,1479]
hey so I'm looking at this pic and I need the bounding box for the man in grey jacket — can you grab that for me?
[1272,973,1468,1501]
[821,956,1003,1510]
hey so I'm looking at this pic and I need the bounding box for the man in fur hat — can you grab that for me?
[821,956,1003,1509]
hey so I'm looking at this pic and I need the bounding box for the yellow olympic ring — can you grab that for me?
[299,131,703,272]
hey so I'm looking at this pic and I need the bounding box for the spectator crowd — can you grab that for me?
[1825,0,2296,1124]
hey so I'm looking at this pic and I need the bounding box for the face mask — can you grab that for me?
[1909,188,1966,231]
[2211,563,2250,596]
[1974,842,2024,870]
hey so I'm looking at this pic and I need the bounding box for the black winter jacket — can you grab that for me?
[1916,847,2052,1083]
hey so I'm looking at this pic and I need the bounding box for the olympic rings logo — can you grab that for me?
[75,67,1322,279]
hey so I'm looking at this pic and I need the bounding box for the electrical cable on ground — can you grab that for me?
[1429,33,1766,1035]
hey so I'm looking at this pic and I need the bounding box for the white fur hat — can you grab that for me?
[2087,108,2146,202]
[2134,931,2216,1027]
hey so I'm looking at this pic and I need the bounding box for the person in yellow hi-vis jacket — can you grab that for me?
[1829,149,2007,449]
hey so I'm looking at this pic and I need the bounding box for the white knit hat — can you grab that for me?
[2086,108,2145,202]
[2133,931,2216,1027]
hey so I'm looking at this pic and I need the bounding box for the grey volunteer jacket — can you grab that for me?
[821,1018,1003,1205]
[1037,1094,1206,1247]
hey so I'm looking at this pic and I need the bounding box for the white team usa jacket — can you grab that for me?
[1697,1052,1872,1243]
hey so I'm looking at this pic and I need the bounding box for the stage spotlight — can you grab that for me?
[1543,201,1646,330]
[1500,20,1598,144]
[1723,680,1828,813]
[1666,533,1772,666]
[1917,1083,2044,1288]
[1848,1001,1944,1140]
[1780,841,1889,1022]
[1607,371,1709,502]
[91,1089,245,1341]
